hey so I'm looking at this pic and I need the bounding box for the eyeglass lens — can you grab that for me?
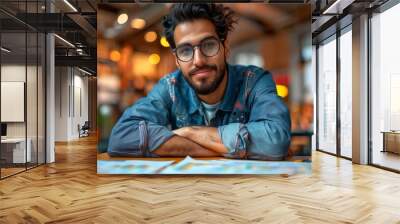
[176,37,220,62]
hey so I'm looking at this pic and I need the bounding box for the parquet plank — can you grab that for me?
[0,135,399,223]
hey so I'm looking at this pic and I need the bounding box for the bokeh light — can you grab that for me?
[117,13,128,25]
[110,50,121,62]
[148,53,160,65]
[276,84,289,98]
[160,36,170,47]
[131,18,146,29]
[144,31,157,42]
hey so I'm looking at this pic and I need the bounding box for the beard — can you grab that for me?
[183,64,226,95]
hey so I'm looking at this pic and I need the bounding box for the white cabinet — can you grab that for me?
[1,138,32,163]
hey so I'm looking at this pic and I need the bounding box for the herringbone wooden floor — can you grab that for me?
[1,135,400,224]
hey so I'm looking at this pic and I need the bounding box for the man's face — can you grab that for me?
[173,19,227,95]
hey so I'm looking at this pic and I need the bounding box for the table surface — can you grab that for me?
[1,138,28,143]
[381,131,400,134]
[98,153,223,162]
[97,153,309,162]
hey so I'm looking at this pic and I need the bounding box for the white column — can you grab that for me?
[312,45,317,151]
[352,14,369,164]
[46,32,55,163]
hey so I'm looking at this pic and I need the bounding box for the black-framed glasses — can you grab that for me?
[173,36,222,62]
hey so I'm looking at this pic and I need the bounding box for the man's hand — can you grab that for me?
[173,126,228,154]
[172,126,192,138]
[153,135,221,157]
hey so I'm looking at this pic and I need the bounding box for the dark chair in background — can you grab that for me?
[78,121,90,138]
[287,130,313,161]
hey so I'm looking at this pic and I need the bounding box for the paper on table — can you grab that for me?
[97,160,175,174]
[160,156,311,175]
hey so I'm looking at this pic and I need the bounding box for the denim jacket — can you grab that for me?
[108,64,291,160]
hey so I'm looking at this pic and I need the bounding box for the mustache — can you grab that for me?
[189,65,217,76]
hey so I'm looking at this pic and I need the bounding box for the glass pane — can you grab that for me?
[371,3,400,171]
[26,0,39,170]
[27,31,38,169]
[38,32,45,165]
[1,30,27,177]
[0,1,46,178]
[339,29,352,158]
[318,37,337,154]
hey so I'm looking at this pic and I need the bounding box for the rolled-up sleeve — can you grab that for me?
[218,72,291,160]
[108,78,175,157]
[218,123,249,158]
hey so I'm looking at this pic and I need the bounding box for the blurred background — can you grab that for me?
[97,3,313,158]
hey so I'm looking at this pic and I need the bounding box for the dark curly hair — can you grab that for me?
[162,3,237,49]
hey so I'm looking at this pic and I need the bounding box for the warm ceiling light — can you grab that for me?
[1,47,11,53]
[276,84,289,98]
[148,53,160,65]
[144,31,157,42]
[78,67,93,76]
[117,13,128,25]
[110,50,121,62]
[131,18,146,29]
[54,34,75,48]
[160,36,170,47]
[322,0,354,15]
[63,0,78,12]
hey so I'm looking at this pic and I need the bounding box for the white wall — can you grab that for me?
[1,65,25,134]
[1,64,45,164]
[55,67,89,141]
[1,65,26,140]
[72,73,89,138]
[55,67,69,141]
[1,65,36,137]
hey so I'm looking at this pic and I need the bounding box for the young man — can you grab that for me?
[108,3,291,160]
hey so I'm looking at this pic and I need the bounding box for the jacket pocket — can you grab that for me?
[175,113,188,128]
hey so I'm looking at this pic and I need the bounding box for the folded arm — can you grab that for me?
[171,73,291,160]
[172,126,228,154]
[108,78,224,157]
[152,135,220,157]
[174,74,291,160]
